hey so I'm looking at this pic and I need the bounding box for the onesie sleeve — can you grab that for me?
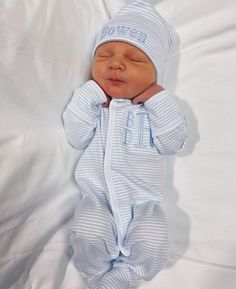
[62,80,107,149]
[144,89,188,155]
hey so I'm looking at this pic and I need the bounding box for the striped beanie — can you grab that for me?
[93,0,178,84]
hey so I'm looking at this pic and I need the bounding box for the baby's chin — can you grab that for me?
[102,86,133,100]
[108,94,133,100]
[103,86,139,100]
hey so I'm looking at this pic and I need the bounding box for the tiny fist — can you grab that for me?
[132,83,165,104]
[143,83,165,97]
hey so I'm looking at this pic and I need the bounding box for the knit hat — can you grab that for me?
[93,0,178,84]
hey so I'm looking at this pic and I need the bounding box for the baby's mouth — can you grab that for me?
[107,77,126,85]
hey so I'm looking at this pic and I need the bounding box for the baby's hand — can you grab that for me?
[132,84,164,105]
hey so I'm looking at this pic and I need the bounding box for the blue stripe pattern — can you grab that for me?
[62,80,187,289]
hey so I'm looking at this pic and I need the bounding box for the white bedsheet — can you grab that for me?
[0,0,236,288]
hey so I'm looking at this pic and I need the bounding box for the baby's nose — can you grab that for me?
[108,57,125,70]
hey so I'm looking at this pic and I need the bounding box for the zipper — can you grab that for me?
[104,100,125,254]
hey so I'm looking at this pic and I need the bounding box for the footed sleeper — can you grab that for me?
[63,80,187,288]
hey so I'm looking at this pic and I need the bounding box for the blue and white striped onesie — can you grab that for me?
[63,80,187,289]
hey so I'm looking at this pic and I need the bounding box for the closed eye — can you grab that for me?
[129,57,146,63]
[95,52,112,58]
[94,54,111,62]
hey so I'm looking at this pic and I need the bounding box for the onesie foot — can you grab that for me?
[99,267,138,289]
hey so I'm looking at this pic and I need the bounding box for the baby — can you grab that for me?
[62,1,187,289]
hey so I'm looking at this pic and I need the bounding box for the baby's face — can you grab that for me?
[92,41,156,99]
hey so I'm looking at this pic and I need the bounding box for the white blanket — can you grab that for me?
[0,0,235,288]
